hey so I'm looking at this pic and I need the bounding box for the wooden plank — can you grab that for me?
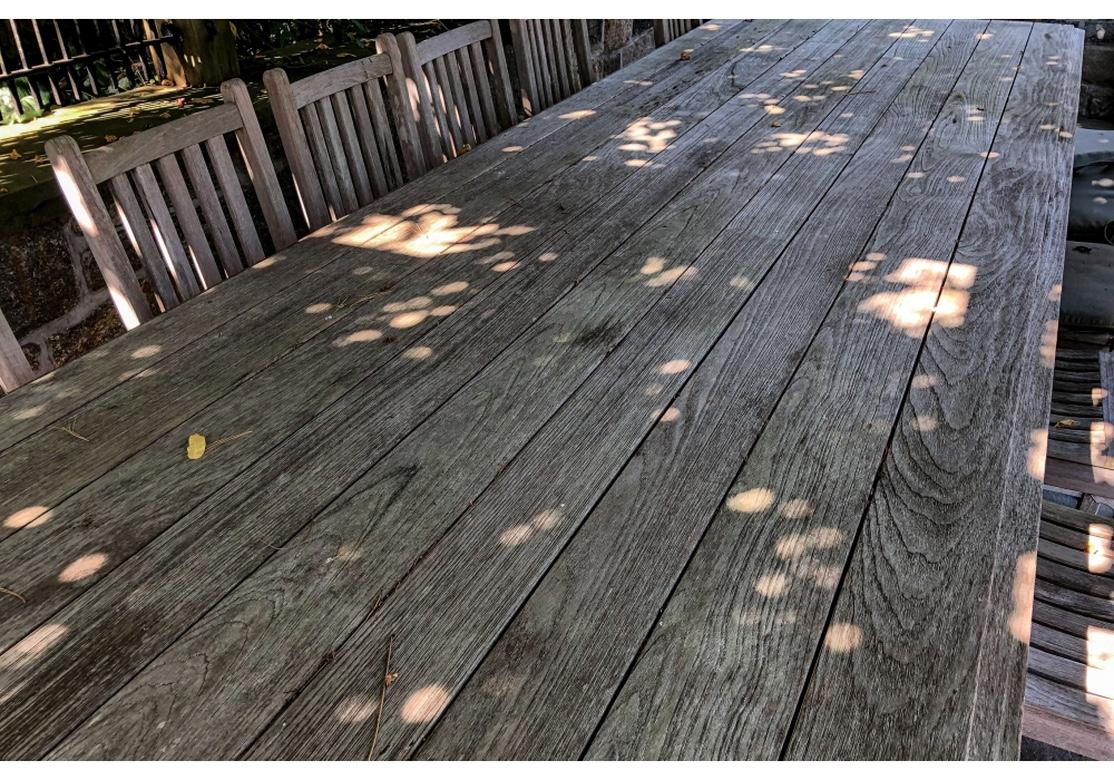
[362,79,403,187]
[84,104,241,183]
[154,153,223,289]
[345,84,390,197]
[330,91,374,205]
[221,78,297,251]
[783,22,1083,760]
[264,67,330,231]
[179,144,243,276]
[1030,646,1114,700]
[288,52,393,109]
[204,136,267,265]
[1032,598,1114,640]
[1036,553,1113,598]
[1046,456,1114,500]
[425,19,993,762]
[1037,577,1114,622]
[432,56,466,153]
[1024,674,1114,760]
[584,19,1023,761]
[0,21,837,757]
[241,20,1003,761]
[299,101,345,220]
[44,135,151,329]
[315,94,360,215]
[131,162,201,300]
[415,20,490,64]
[375,32,428,181]
[509,19,540,115]
[455,47,488,143]
[0,19,748,453]
[0,20,774,537]
[49,20,877,761]
[397,32,444,169]
[0,306,32,393]
[109,173,180,310]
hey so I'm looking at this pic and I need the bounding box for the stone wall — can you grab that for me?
[585,20,658,80]
[1057,20,1114,120]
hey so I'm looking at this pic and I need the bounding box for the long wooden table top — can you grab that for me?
[0,19,1083,759]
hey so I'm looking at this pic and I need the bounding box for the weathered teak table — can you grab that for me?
[0,19,1084,759]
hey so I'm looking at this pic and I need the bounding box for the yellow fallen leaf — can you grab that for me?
[1054,418,1077,428]
[8,149,21,160]
[104,134,118,143]
[679,50,692,61]
[187,433,207,460]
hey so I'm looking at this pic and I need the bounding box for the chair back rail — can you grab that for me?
[0,305,33,393]
[45,78,296,330]
[508,20,592,117]
[265,34,425,232]
[653,19,703,48]
[397,20,515,170]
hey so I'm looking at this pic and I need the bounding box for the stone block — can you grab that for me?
[0,216,81,337]
[1083,42,1114,86]
[604,19,633,51]
[46,301,125,369]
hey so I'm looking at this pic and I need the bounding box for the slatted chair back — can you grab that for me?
[396,20,516,169]
[264,35,426,232]
[0,304,33,393]
[653,19,704,48]
[508,20,593,117]
[45,79,297,331]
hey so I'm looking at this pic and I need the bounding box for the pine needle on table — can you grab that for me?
[368,633,395,760]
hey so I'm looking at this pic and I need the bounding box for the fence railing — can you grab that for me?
[0,20,177,117]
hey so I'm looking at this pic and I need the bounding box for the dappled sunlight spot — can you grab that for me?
[4,506,51,529]
[641,257,665,275]
[889,25,935,39]
[764,104,786,116]
[810,564,842,590]
[911,374,936,390]
[857,258,975,337]
[431,281,468,296]
[1040,319,1058,369]
[729,275,753,291]
[402,346,433,361]
[12,404,46,421]
[1008,551,1037,643]
[1028,429,1048,481]
[559,109,595,120]
[430,305,456,317]
[946,175,966,183]
[728,488,775,513]
[333,329,382,348]
[491,260,520,272]
[305,302,333,315]
[734,606,763,626]
[539,252,558,263]
[778,499,812,519]
[334,693,377,724]
[499,508,563,547]
[390,311,427,329]
[131,344,161,359]
[620,118,680,155]
[658,407,681,423]
[0,624,68,670]
[775,527,844,559]
[912,416,937,432]
[658,359,690,375]
[383,296,431,313]
[643,382,664,397]
[335,544,363,562]
[625,159,651,168]
[1086,521,1113,575]
[824,622,863,652]
[352,265,374,276]
[501,145,523,153]
[400,684,451,723]
[500,524,533,547]
[1088,627,1114,687]
[755,572,790,598]
[58,552,109,583]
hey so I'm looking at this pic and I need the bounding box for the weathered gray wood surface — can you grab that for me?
[0,20,1081,760]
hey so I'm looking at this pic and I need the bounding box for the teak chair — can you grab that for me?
[396,20,516,169]
[264,35,426,232]
[0,304,33,393]
[45,79,297,331]
[508,20,593,117]
[653,20,703,47]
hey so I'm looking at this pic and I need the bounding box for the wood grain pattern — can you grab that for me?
[0,21,1078,760]
[784,22,1082,760]
[0,304,33,393]
[0,20,741,452]
[0,20,768,530]
[0,20,815,759]
[49,19,874,760]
